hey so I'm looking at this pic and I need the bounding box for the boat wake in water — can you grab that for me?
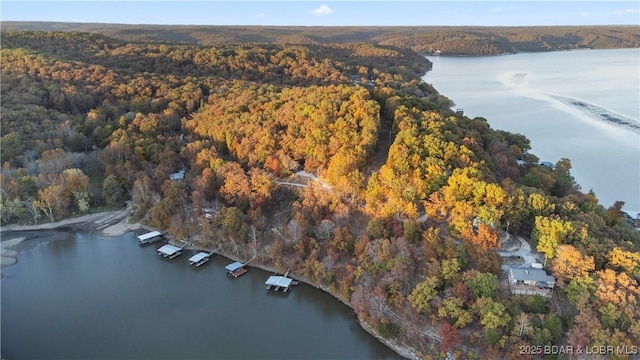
[547,94,640,134]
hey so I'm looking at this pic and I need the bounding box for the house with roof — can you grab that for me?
[540,161,555,169]
[170,170,185,181]
[507,267,555,298]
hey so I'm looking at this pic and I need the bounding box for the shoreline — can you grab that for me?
[0,205,143,267]
[164,242,422,360]
[0,207,421,359]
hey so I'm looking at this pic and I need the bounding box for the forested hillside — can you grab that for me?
[3,22,640,55]
[1,30,639,359]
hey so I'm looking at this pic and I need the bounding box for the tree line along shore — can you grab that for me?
[1,27,639,359]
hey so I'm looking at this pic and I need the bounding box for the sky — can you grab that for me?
[1,1,639,27]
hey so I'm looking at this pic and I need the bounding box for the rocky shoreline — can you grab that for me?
[1,207,423,359]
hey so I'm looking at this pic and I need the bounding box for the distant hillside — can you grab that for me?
[3,21,639,55]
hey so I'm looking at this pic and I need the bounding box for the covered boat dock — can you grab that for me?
[157,244,183,259]
[188,252,211,267]
[137,231,163,245]
[225,261,248,277]
[265,276,293,292]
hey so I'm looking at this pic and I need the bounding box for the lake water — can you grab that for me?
[1,231,401,360]
[423,48,640,212]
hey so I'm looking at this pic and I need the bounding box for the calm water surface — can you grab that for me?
[1,231,401,360]
[423,49,640,211]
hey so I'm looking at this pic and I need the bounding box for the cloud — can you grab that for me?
[491,4,516,14]
[615,8,638,15]
[311,5,334,16]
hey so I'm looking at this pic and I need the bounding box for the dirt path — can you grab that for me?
[499,232,543,270]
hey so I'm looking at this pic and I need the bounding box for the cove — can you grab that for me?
[1,230,401,360]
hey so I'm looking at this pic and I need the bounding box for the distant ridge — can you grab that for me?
[2,21,639,55]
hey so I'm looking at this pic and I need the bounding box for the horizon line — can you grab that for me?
[3,20,640,28]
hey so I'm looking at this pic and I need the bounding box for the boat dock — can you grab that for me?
[188,252,212,267]
[265,275,294,292]
[225,261,248,277]
[137,231,163,245]
[157,244,183,259]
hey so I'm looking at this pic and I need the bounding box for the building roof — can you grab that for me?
[540,161,555,169]
[157,244,182,256]
[170,170,185,180]
[137,231,162,241]
[509,267,555,283]
[225,261,245,272]
[265,276,293,288]
[188,252,210,263]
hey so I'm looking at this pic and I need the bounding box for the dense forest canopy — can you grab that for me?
[3,21,640,55]
[1,28,639,359]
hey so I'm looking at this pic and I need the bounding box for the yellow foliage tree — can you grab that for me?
[533,215,575,259]
[551,244,595,284]
[595,269,640,308]
[608,247,640,275]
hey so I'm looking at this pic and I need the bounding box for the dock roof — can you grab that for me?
[265,276,292,288]
[188,252,210,263]
[137,231,162,241]
[157,244,182,256]
[225,261,245,272]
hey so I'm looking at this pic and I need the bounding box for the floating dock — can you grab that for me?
[225,261,248,277]
[137,231,163,245]
[157,244,182,259]
[265,275,293,292]
[188,252,211,267]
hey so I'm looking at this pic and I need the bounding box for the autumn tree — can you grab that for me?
[438,296,473,328]
[218,162,250,208]
[36,184,64,221]
[608,247,640,275]
[473,296,511,330]
[150,180,188,230]
[550,158,578,197]
[61,168,90,213]
[551,244,595,284]
[131,175,158,219]
[439,322,462,354]
[532,215,575,259]
[408,276,440,314]
[595,269,640,308]
[565,274,597,304]
[102,174,126,208]
[528,192,555,216]
[463,270,499,300]
[37,148,72,185]
[249,168,274,207]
